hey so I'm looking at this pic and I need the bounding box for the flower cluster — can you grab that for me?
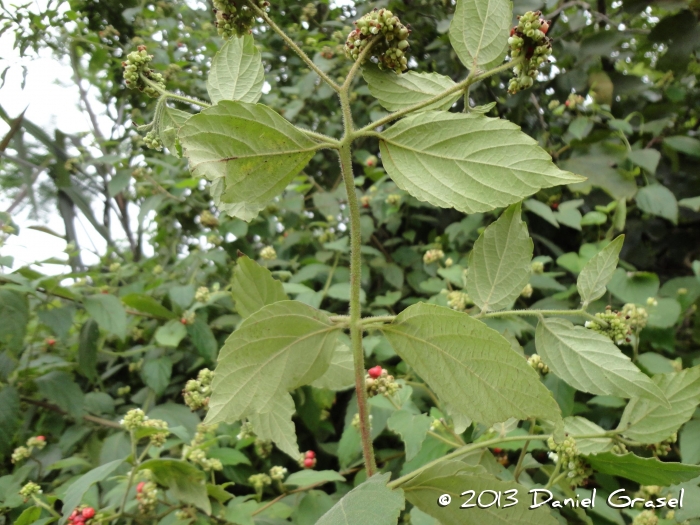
[547,435,591,488]
[260,246,277,260]
[122,46,165,98]
[651,433,677,457]
[255,439,273,458]
[528,354,549,375]
[633,510,659,525]
[67,506,96,524]
[142,130,163,151]
[423,248,444,265]
[531,261,545,274]
[195,286,211,303]
[345,9,411,73]
[120,408,170,446]
[520,283,534,298]
[12,435,46,464]
[136,480,158,514]
[249,473,272,493]
[585,304,648,345]
[183,368,214,411]
[365,365,401,397]
[270,465,288,481]
[507,11,552,94]
[213,0,269,39]
[446,291,473,312]
[299,450,317,469]
[182,424,224,471]
[351,412,373,431]
[19,481,42,502]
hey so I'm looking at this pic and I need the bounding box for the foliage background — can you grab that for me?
[1,0,700,523]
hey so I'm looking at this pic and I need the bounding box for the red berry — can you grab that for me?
[493,447,503,454]
[510,27,516,36]
[305,450,316,459]
[551,202,559,210]
[541,21,549,34]
[368,366,383,379]
[82,507,95,519]
[180,318,188,325]
[46,338,56,346]
[73,516,85,524]
[136,481,146,493]
[70,510,78,519]
[303,458,315,468]
[36,435,46,441]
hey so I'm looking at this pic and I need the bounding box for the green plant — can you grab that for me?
[3,0,700,523]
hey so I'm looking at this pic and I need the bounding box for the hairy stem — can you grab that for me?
[140,76,211,108]
[338,85,377,475]
[247,0,341,92]
[357,57,523,134]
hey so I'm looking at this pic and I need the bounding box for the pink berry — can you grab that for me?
[305,450,316,459]
[70,510,78,519]
[136,481,146,493]
[303,458,315,468]
[368,366,383,379]
[36,435,46,441]
[82,507,95,518]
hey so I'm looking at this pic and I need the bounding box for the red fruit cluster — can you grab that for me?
[68,506,95,524]
[303,450,316,469]
[368,366,383,379]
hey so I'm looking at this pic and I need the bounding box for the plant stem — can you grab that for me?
[357,57,523,134]
[247,1,341,92]
[479,308,609,328]
[513,418,536,482]
[338,83,377,475]
[140,76,211,108]
[388,434,553,489]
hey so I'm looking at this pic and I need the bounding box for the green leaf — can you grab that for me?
[121,293,176,320]
[563,416,614,454]
[232,254,288,318]
[402,460,558,525]
[159,105,191,154]
[585,452,700,486]
[607,268,660,304]
[0,288,28,354]
[535,318,668,406]
[524,199,559,227]
[627,149,661,174]
[78,319,100,380]
[207,35,264,104]
[249,392,300,459]
[83,294,128,340]
[362,66,461,112]
[15,507,42,525]
[154,319,188,347]
[35,371,84,419]
[187,318,219,361]
[316,473,404,525]
[466,203,533,312]
[679,195,700,212]
[310,344,355,391]
[379,111,583,214]
[680,420,700,464]
[576,235,624,306]
[383,303,561,426]
[205,301,339,426]
[565,154,638,201]
[140,356,172,395]
[636,184,678,224]
[449,0,512,71]
[60,459,124,523]
[207,447,251,466]
[0,386,19,456]
[387,409,432,461]
[618,366,700,443]
[139,458,211,515]
[647,298,682,328]
[664,135,700,157]
[179,101,319,221]
[285,470,346,487]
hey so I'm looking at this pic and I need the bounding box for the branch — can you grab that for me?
[246,0,341,92]
[21,397,123,429]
